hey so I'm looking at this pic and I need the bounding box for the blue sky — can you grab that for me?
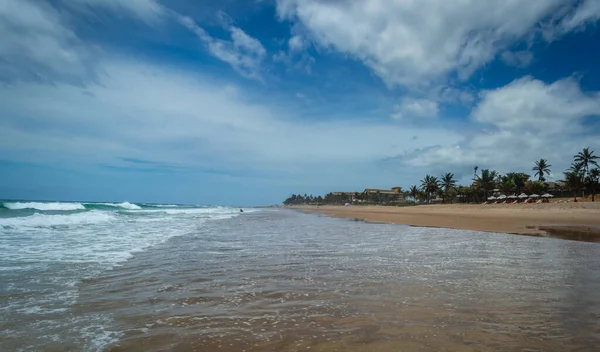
[1,0,600,205]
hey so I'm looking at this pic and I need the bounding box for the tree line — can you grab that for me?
[283,147,599,205]
[282,191,408,206]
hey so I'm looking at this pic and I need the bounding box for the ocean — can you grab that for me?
[1,201,599,351]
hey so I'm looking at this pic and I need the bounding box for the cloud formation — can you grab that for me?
[276,0,600,88]
[391,98,439,120]
[179,16,267,80]
[0,0,95,83]
[407,76,600,180]
[0,59,462,180]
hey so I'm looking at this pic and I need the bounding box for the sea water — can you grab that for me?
[0,201,247,351]
[1,204,599,351]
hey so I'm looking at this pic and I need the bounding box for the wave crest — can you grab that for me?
[87,202,141,210]
[3,202,86,211]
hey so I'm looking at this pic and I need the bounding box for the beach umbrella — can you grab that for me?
[487,196,496,200]
[508,195,518,199]
[497,194,507,200]
[518,193,528,199]
[541,193,554,198]
[529,194,540,198]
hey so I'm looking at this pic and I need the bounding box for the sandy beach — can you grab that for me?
[292,201,600,241]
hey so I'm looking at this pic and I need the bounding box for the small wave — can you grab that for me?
[143,204,181,208]
[2,201,85,211]
[0,211,115,229]
[83,202,142,210]
[103,202,142,210]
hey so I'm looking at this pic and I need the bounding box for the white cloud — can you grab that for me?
[391,98,438,120]
[407,76,600,179]
[66,0,164,23]
[288,34,308,53]
[273,31,315,74]
[0,0,94,83]
[472,76,600,133]
[0,0,266,83]
[0,59,462,178]
[501,50,534,68]
[178,16,266,80]
[555,0,600,35]
[276,0,600,88]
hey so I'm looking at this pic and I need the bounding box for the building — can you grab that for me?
[363,187,406,203]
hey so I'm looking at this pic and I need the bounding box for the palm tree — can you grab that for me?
[440,172,456,203]
[505,172,530,195]
[409,185,419,204]
[420,175,440,204]
[498,175,516,195]
[475,169,498,201]
[562,171,583,202]
[574,147,599,176]
[532,159,551,182]
[586,168,600,202]
[524,180,546,195]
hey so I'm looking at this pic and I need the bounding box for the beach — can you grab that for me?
[2,202,600,351]
[292,201,600,241]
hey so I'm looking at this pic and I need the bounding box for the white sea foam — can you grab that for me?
[3,201,85,211]
[99,202,142,210]
[162,207,234,214]
[128,206,240,215]
[0,205,252,351]
[0,211,115,228]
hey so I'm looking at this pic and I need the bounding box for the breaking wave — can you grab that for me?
[0,211,116,229]
[85,202,142,210]
[1,201,143,211]
[2,201,86,211]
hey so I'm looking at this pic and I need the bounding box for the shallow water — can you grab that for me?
[76,210,600,351]
[0,202,246,351]
[2,207,600,351]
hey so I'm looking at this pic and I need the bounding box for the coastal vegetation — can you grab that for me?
[283,147,600,206]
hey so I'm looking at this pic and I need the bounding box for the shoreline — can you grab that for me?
[290,203,600,242]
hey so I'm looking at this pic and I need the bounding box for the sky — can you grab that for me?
[1,0,600,206]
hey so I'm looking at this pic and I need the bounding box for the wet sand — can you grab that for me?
[93,210,600,352]
[292,202,600,241]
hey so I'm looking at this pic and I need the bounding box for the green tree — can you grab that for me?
[475,169,498,201]
[409,185,419,204]
[498,175,516,195]
[505,172,530,195]
[420,175,440,204]
[532,159,551,182]
[524,180,546,195]
[562,171,583,202]
[440,172,456,203]
[586,168,600,202]
[574,147,599,176]
[456,185,472,203]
